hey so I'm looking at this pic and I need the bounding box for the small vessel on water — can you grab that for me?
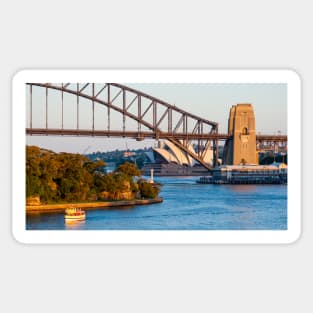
[64,207,86,222]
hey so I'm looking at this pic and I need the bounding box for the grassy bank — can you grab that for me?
[26,197,163,214]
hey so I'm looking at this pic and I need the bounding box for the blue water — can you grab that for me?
[26,177,287,230]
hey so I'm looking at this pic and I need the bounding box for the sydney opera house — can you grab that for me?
[142,140,216,176]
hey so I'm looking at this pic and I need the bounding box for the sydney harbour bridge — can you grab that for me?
[26,83,287,170]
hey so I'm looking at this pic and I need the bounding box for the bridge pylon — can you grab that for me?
[223,104,258,165]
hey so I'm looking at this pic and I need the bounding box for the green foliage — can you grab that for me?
[259,154,288,165]
[26,146,107,203]
[115,162,142,178]
[26,146,160,203]
[138,179,160,199]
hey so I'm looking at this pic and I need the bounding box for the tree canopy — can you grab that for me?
[115,162,142,177]
[26,146,160,204]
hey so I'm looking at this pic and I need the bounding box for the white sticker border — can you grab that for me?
[12,70,301,244]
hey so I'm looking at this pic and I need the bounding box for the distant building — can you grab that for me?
[198,163,287,184]
[123,151,136,158]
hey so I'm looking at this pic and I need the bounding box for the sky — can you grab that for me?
[26,83,287,153]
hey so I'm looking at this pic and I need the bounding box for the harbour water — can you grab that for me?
[26,177,287,230]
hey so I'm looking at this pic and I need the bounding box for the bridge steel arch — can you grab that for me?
[26,83,219,169]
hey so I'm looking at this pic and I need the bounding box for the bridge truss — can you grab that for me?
[26,83,220,169]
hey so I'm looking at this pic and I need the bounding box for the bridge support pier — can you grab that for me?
[222,104,258,165]
[213,126,219,167]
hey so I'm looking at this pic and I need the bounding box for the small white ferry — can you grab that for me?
[64,207,86,222]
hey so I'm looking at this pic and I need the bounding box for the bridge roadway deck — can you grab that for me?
[26,128,287,142]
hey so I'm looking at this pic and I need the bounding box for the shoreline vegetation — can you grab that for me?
[26,146,161,211]
[26,197,163,214]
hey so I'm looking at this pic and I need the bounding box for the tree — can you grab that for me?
[138,180,160,199]
[26,146,107,203]
[26,146,42,197]
[115,162,142,178]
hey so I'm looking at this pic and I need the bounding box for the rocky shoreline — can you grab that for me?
[26,197,163,214]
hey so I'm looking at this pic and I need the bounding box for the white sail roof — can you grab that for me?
[164,140,191,166]
[154,148,180,164]
[153,140,215,166]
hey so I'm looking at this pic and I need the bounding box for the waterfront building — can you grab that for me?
[198,163,287,184]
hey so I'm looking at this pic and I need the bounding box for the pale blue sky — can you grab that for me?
[26,83,287,153]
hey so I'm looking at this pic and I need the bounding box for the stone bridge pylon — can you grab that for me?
[222,104,258,165]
